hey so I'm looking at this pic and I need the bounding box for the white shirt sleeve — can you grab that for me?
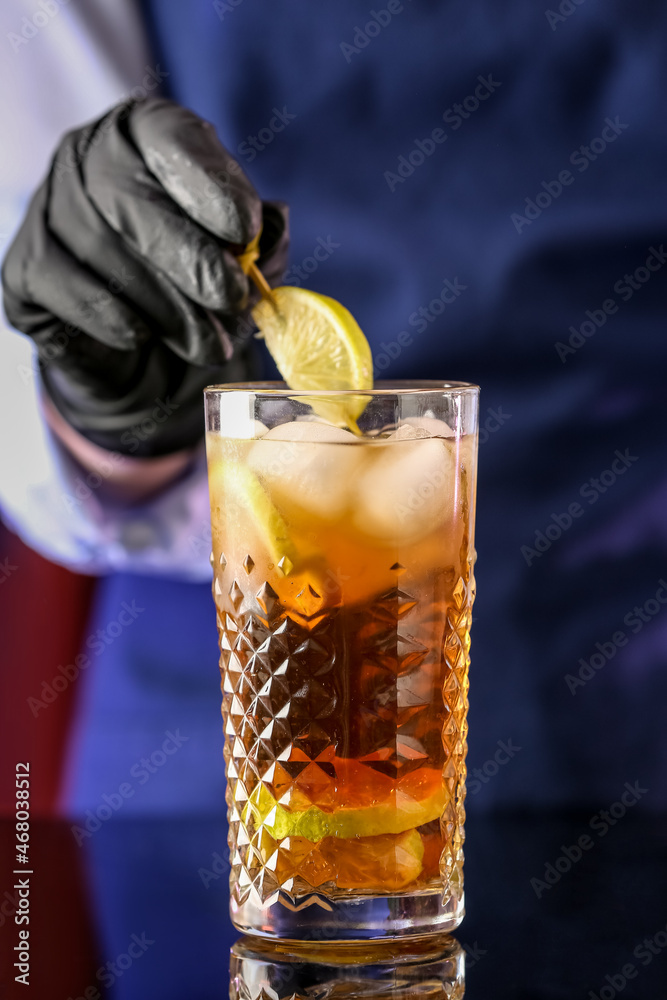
[0,0,211,580]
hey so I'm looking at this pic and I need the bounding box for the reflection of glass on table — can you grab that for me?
[229,933,465,999]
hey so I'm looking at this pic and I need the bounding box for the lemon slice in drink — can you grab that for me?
[244,782,445,842]
[326,828,425,890]
[252,287,373,429]
[208,458,296,567]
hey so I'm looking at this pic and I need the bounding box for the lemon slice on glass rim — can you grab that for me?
[239,236,373,429]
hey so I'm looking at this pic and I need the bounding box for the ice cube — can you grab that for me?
[390,423,431,441]
[248,420,364,521]
[260,420,359,444]
[353,434,458,543]
[402,416,456,438]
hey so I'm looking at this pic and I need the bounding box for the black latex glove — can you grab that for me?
[2,98,288,456]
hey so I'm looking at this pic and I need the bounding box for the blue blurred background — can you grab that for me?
[0,1,666,992]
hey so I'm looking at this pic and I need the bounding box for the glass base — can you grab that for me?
[231,887,464,942]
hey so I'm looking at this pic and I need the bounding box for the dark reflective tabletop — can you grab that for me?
[1,812,665,998]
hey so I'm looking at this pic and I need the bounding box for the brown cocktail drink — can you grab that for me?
[205,382,478,940]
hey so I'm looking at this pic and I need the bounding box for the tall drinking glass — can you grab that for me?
[204,382,479,940]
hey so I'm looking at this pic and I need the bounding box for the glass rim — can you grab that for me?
[204,379,480,397]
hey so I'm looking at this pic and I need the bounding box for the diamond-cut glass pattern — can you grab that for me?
[440,565,474,901]
[213,549,474,917]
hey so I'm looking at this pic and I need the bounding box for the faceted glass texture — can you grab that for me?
[205,382,479,940]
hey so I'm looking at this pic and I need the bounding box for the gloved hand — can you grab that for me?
[2,98,288,456]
